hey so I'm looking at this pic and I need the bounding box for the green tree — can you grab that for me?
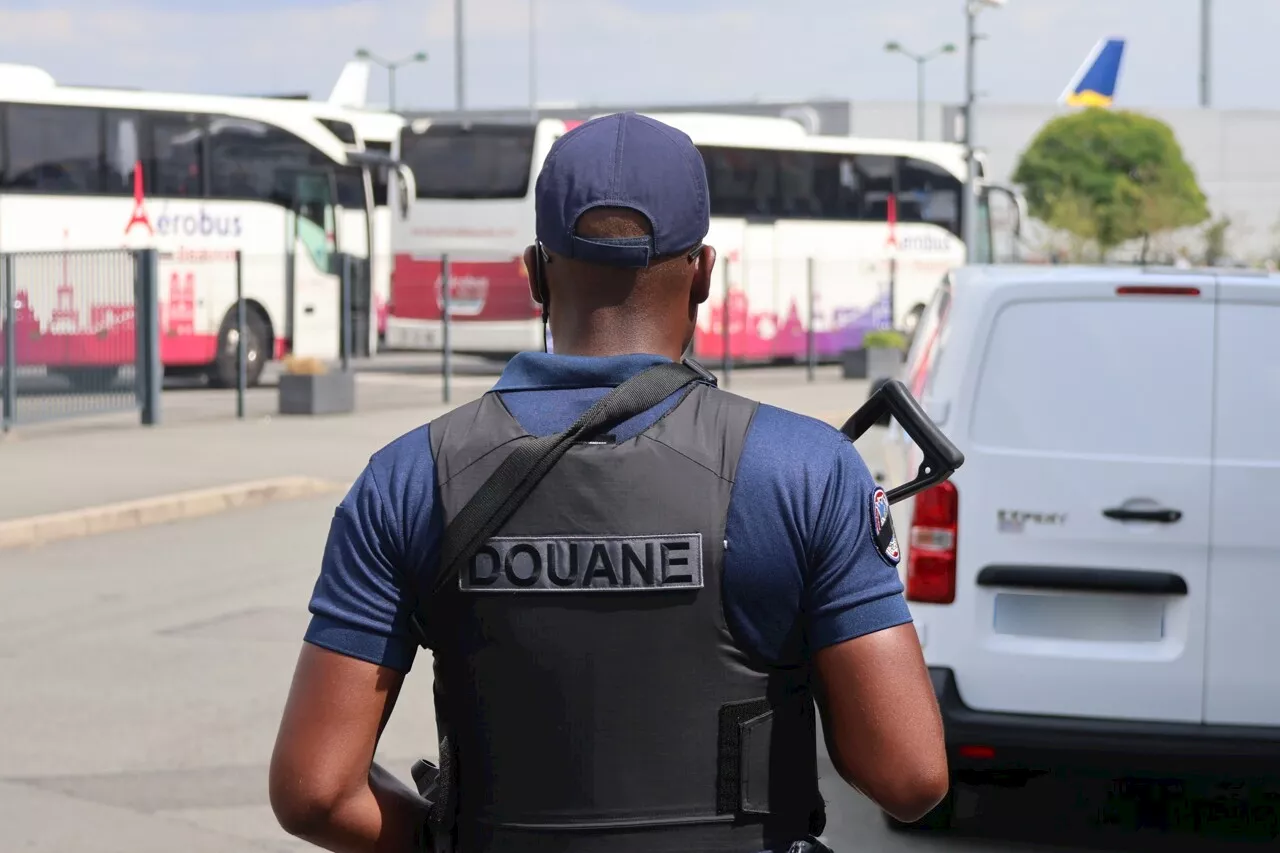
[1013,109,1209,258]
[1200,215,1232,267]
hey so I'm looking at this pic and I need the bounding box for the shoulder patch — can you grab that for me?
[870,487,901,566]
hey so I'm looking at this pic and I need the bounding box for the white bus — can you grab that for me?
[385,113,1024,361]
[300,61,406,350]
[0,62,403,386]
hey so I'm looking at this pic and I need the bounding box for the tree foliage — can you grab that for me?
[1013,109,1209,256]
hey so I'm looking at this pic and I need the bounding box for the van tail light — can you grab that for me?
[907,481,958,604]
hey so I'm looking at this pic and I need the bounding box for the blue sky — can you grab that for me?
[0,0,1276,111]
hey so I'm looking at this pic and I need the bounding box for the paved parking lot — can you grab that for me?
[2,359,1273,851]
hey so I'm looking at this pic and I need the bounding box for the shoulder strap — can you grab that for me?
[411,360,712,645]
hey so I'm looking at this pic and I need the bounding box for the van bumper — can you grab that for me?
[930,667,1280,778]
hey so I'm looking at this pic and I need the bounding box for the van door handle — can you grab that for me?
[1102,507,1182,524]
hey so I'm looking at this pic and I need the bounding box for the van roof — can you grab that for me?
[952,264,1280,294]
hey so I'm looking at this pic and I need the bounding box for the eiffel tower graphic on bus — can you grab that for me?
[124,160,152,236]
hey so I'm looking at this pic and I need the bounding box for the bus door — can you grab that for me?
[334,165,374,358]
[285,170,342,362]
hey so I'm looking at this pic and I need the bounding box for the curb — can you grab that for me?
[0,476,344,551]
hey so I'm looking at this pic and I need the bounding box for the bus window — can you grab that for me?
[811,153,861,219]
[898,157,961,238]
[335,166,366,210]
[318,119,357,145]
[2,105,104,193]
[151,115,205,198]
[777,151,820,218]
[855,155,896,221]
[105,112,141,195]
[401,124,536,200]
[290,172,336,273]
[700,146,779,218]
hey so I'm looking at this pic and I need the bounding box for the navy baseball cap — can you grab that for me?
[534,112,710,269]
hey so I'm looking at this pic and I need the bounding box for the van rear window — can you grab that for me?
[969,299,1214,458]
[400,124,536,200]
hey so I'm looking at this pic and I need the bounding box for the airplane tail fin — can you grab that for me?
[1059,38,1126,108]
[327,60,371,109]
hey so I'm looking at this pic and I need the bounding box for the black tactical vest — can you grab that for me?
[424,381,826,853]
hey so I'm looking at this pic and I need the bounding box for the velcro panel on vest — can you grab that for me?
[717,695,821,817]
[716,697,770,813]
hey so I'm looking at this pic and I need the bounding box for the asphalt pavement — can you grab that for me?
[2,359,1273,851]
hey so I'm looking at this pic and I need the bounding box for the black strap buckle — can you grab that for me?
[682,357,719,385]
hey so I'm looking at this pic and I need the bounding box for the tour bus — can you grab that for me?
[384,113,1024,360]
[299,62,407,348]
[0,63,404,387]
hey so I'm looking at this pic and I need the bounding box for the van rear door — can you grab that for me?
[955,273,1215,723]
[1203,276,1280,726]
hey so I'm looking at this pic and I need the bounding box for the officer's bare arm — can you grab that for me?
[813,623,949,823]
[270,643,429,853]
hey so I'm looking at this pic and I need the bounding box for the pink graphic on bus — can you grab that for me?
[124,161,154,236]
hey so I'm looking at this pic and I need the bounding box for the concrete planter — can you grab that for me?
[840,348,868,379]
[278,370,356,416]
[841,347,904,381]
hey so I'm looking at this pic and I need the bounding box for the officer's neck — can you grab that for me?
[548,323,686,362]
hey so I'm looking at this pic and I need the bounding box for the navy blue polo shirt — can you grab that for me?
[305,353,912,673]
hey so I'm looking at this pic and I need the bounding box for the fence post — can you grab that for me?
[888,257,898,331]
[441,253,452,404]
[806,257,816,382]
[235,251,246,420]
[340,253,353,374]
[2,255,15,433]
[135,249,161,426]
[721,254,732,388]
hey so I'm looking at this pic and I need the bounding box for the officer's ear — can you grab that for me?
[689,244,715,307]
[523,245,542,305]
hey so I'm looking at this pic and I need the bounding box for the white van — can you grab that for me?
[880,265,1280,829]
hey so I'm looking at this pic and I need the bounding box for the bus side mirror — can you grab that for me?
[984,183,1027,246]
[395,164,415,219]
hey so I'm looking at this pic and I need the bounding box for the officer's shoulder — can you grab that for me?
[366,422,435,484]
[740,400,853,450]
[728,398,867,475]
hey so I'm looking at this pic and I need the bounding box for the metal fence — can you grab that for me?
[1,248,160,432]
[386,248,913,394]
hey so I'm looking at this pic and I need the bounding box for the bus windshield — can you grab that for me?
[401,124,536,200]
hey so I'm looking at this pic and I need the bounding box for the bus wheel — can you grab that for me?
[210,308,267,388]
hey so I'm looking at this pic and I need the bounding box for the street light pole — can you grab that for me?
[961,0,1004,260]
[963,4,978,254]
[1200,0,1211,107]
[355,49,429,111]
[455,0,466,112]
[916,57,926,142]
[885,41,957,140]
[529,0,538,121]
